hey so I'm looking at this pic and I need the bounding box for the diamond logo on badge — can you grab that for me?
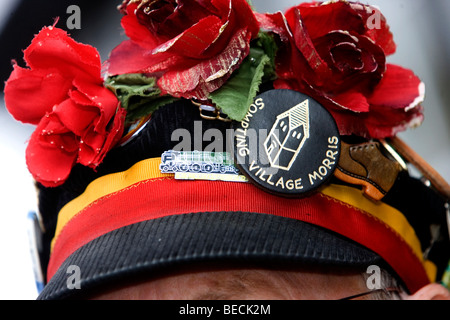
[232,89,341,197]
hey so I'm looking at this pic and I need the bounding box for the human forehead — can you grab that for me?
[90,265,369,300]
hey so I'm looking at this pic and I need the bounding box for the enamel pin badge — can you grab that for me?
[232,89,341,197]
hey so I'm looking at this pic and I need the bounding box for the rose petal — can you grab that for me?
[255,11,299,86]
[330,91,370,113]
[136,0,217,40]
[312,32,385,93]
[225,0,260,40]
[209,0,260,36]
[4,65,71,124]
[36,112,80,154]
[107,40,157,75]
[256,12,292,42]
[326,108,370,137]
[53,98,98,136]
[330,42,363,72]
[151,15,224,58]
[324,88,424,139]
[157,28,251,100]
[349,3,396,55]
[101,106,126,157]
[26,117,77,187]
[364,104,424,138]
[78,130,106,167]
[107,39,186,75]
[79,106,126,168]
[287,2,366,40]
[68,89,95,106]
[24,26,102,83]
[121,3,160,49]
[290,8,330,77]
[368,64,425,111]
[356,36,382,74]
[72,80,121,131]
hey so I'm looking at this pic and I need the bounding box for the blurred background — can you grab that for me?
[0,0,449,300]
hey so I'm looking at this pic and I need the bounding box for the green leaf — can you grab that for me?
[255,32,278,81]
[106,74,177,124]
[208,32,278,121]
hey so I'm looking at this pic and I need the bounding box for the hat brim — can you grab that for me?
[38,211,383,300]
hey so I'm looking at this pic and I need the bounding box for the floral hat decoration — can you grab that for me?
[4,0,449,299]
[4,0,426,187]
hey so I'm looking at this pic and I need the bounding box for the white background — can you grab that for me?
[0,0,449,300]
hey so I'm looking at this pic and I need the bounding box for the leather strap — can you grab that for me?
[388,137,450,200]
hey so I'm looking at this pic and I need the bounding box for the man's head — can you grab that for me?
[33,101,450,300]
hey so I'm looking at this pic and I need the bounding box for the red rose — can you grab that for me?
[257,1,424,138]
[4,26,126,187]
[107,0,260,100]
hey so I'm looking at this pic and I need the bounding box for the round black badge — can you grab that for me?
[232,89,341,197]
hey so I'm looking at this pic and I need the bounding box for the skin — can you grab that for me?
[87,263,450,300]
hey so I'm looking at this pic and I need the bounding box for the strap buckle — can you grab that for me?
[193,101,232,123]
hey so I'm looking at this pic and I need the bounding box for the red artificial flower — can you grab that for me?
[4,26,126,187]
[107,0,260,101]
[257,1,424,138]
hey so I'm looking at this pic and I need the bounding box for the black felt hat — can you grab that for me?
[35,98,449,300]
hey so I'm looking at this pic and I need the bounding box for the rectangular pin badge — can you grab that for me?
[160,150,248,183]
